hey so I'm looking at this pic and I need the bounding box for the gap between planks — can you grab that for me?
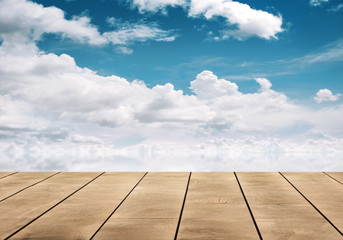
[322,172,343,185]
[279,172,343,237]
[174,172,192,240]
[234,172,263,240]
[90,172,148,240]
[0,172,19,180]
[5,172,105,240]
[0,172,61,203]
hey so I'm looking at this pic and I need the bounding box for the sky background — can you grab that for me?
[0,0,342,171]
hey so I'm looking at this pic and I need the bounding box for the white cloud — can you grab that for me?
[0,0,176,53]
[1,39,342,141]
[115,46,134,55]
[1,136,342,171]
[256,78,272,91]
[314,89,340,103]
[106,17,117,27]
[1,0,283,46]
[130,0,187,12]
[310,0,328,7]
[0,12,343,170]
[104,21,176,46]
[302,39,343,64]
[190,70,239,99]
[128,0,283,40]
[0,42,211,129]
[0,95,48,131]
[189,0,283,40]
[0,0,106,45]
[281,39,343,68]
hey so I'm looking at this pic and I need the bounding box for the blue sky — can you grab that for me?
[33,0,343,102]
[0,0,342,171]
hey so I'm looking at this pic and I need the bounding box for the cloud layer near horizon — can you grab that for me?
[1,38,343,171]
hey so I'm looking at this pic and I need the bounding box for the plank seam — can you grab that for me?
[234,172,263,240]
[90,172,148,240]
[0,172,61,203]
[5,172,106,240]
[322,172,343,185]
[0,172,19,180]
[279,172,343,236]
[174,172,192,240]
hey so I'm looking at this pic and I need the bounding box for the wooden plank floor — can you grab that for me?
[237,172,342,240]
[0,172,342,240]
[177,172,258,239]
[281,172,343,233]
[0,172,101,239]
[93,172,189,240]
[11,172,145,239]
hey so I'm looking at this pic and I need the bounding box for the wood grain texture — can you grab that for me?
[93,172,189,240]
[0,172,342,239]
[324,172,343,184]
[282,172,343,233]
[177,172,259,240]
[10,172,145,240]
[237,172,342,240]
[0,172,100,239]
[0,172,57,201]
[0,172,15,179]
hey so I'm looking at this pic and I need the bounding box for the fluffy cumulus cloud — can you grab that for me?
[189,0,283,40]
[0,0,106,45]
[190,70,239,99]
[129,0,283,40]
[0,0,176,53]
[315,89,341,103]
[1,37,343,169]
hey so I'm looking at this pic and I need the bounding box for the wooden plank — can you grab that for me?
[0,172,16,179]
[93,172,189,240]
[0,172,101,239]
[282,172,343,233]
[177,172,259,239]
[0,172,57,201]
[324,172,343,184]
[10,172,145,240]
[237,172,343,239]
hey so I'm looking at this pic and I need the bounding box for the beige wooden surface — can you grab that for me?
[11,172,145,240]
[236,172,342,240]
[325,172,343,184]
[0,172,342,239]
[0,172,15,179]
[177,172,258,239]
[282,172,343,232]
[0,172,57,201]
[93,172,189,240]
[0,172,101,239]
